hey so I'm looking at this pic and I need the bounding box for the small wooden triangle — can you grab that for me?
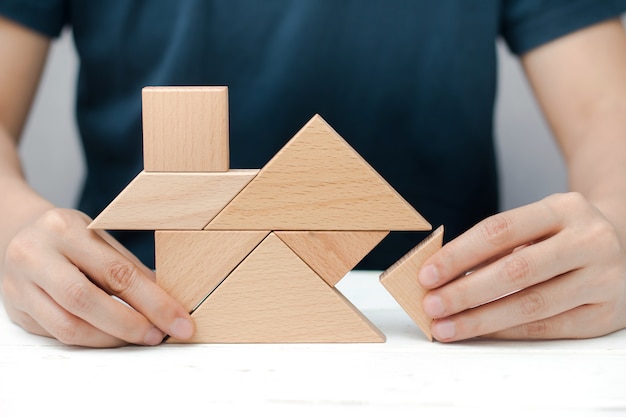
[89,170,258,230]
[275,231,389,287]
[379,226,444,341]
[205,115,430,231]
[156,230,269,312]
[168,233,385,343]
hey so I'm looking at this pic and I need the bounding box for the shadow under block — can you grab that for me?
[275,231,389,287]
[205,114,431,231]
[168,233,385,343]
[88,170,258,230]
[379,226,444,341]
[156,230,269,312]
[142,86,229,172]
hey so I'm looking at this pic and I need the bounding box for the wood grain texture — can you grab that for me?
[142,86,229,172]
[205,114,431,231]
[379,226,444,341]
[88,170,258,230]
[169,233,385,343]
[156,230,269,312]
[275,231,389,287]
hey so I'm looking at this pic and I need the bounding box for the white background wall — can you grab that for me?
[18,30,568,212]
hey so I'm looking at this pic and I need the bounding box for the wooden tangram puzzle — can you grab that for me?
[90,86,444,343]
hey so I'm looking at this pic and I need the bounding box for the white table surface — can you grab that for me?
[1,270,625,417]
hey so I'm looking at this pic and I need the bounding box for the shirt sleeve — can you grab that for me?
[0,0,68,38]
[501,0,626,55]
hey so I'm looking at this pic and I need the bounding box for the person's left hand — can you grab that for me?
[418,192,626,341]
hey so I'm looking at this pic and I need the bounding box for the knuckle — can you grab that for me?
[53,316,81,345]
[589,220,621,256]
[501,255,533,287]
[545,191,585,210]
[4,233,38,267]
[523,319,550,338]
[518,291,546,318]
[481,214,514,247]
[64,281,94,314]
[104,260,139,295]
[38,208,77,236]
[1,277,20,308]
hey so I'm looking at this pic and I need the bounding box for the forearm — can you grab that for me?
[521,19,626,240]
[0,126,54,276]
[566,106,626,242]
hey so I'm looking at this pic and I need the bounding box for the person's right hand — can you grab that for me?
[1,208,194,347]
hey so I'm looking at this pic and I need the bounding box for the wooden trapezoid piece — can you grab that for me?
[205,114,431,231]
[88,170,258,230]
[156,230,269,312]
[142,86,229,172]
[168,233,385,343]
[275,231,389,287]
[379,225,444,341]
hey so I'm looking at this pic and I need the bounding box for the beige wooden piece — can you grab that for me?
[89,170,258,230]
[275,231,389,287]
[156,230,269,312]
[205,114,431,231]
[142,86,229,172]
[169,233,385,343]
[379,226,444,341]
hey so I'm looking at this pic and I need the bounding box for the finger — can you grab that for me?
[430,269,596,342]
[34,252,166,345]
[91,227,156,279]
[28,285,127,347]
[418,200,561,289]
[484,304,610,340]
[5,306,52,339]
[62,229,194,340]
[423,232,586,318]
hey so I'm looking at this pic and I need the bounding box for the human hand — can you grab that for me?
[418,192,626,342]
[1,208,194,347]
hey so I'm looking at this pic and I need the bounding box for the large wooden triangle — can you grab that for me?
[275,231,389,287]
[169,233,385,343]
[205,115,430,231]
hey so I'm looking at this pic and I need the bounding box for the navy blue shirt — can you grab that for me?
[2,1,625,269]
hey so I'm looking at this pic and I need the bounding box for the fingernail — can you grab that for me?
[418,264,439,287]
[144,327,164,346]
[169,318,194,340]
[423,294,445,317]
[432,319,456,340]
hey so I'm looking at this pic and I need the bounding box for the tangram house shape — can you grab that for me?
[90,86,441,343]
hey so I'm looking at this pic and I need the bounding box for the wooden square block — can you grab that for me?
[142,86,229,172]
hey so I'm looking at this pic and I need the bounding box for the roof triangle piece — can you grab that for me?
[204,115,431,231]
[380,225,444,341]
[156,230,269,312]
[275,231,389,287]
[89,170,258,230]
[168,233,385,343]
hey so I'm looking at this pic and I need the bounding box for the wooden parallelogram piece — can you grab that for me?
[88,170,258,230]
[168,233,385,343]
[156,230,269,312]
[275,231,389,287]
[142,86,229,172]
[379,226,444,341]
[204,114,431,231]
